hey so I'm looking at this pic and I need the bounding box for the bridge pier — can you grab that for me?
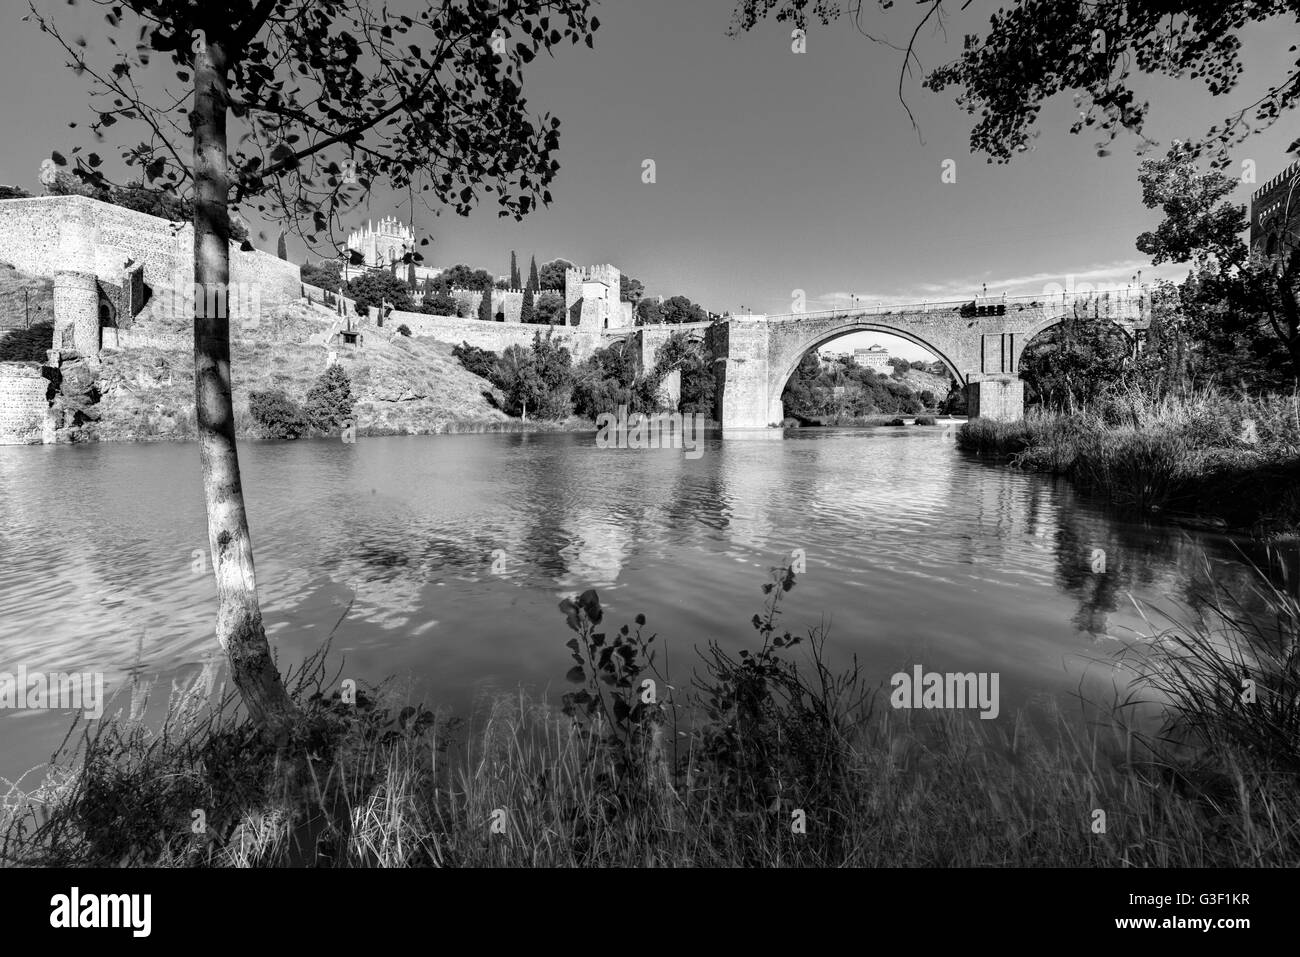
[717,318,776,429]
[967,376,1024,421]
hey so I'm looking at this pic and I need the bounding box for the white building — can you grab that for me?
[340,217,443,285]
[853,344,891,370]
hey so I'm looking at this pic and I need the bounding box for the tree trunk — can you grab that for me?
[193,37,294,732]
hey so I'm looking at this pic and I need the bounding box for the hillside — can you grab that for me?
[895,367,956,402]
[91,289,511,441]
[0,263,54,356]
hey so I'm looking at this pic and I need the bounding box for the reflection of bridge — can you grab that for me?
[618,290,1151,429]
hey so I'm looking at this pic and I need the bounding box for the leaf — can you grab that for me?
[51,151,67,167]
[565,666,586,685]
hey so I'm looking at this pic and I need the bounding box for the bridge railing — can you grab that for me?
[754,288,1151,324]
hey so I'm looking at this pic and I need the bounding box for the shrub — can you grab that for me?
[914,415,937,425]
[304,365,355,434]
[420,292,457,316]
[452,341,498,381]
[248,388,307,439]
[346,271,412,313]
[535,290,565,325]
[397,324,412,337]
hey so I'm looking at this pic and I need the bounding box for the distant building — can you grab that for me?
[1250,159,1300,258]
[853,344,891,370]
[340,217,443,284]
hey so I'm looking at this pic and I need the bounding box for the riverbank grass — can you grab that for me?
[958,388,1300,532]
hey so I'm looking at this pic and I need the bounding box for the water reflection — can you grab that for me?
[0,428,1293,780]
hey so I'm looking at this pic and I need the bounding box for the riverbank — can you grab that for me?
[4,558,1297,867]
[957,389,1300,536]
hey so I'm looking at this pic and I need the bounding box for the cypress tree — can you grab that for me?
[527,255,539,291]
[520,286,535,324]
[510,251,521,289]
[276,230,287,260]
[407,262,417,290]
[478,288,493,323]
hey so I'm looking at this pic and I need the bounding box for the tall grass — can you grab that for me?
[958,385,1300,531]
[4,559,1299,867]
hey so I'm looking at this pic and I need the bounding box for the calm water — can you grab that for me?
[0,426,1267,781]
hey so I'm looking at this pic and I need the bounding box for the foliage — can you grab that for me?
[957,385,1300,531]
[35,1,601,239]
[420,292,458,316]
[636,295,708,325]
[478,288,494,323]
[520,286,536,324]
[527,255,540,291]
[427,264,495,295]
[304,365,355,434]
[620,274,644,303]
[538,258,573,292]
[1135,143,1300,384]
[783,352,926,419]
[452,341,499,381]
[649,331,716,415]
[572,340,642,420]
[1019,305,1134,411]
[397,324,411,337]
[494,331,574,419]
[301,259,342,290]
[248,388,308,440]
[731,3,1297,170]
[346,271,412,314]
[534,289,565,325]
[510,251,521,289]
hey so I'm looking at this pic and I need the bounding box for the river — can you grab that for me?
[0,424,1270,782]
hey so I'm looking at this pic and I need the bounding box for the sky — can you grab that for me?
[0,0,1296,361]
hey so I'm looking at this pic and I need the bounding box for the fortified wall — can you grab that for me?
[0,195,301,316]
[371,306,603,361]
[445,287,566,325]
[0,194,302,443]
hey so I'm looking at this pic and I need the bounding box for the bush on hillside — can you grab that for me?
[397,324,412,337]
[304,365,355,434]
[452,341,498,381]
[249,388,308,439]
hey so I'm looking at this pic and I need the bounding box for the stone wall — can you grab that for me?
[374,307,601,360]
[0,195,301,312]
[0,362,51,442]
[447,287,547,325]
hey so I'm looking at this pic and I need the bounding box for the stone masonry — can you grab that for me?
[714,291,1150,429]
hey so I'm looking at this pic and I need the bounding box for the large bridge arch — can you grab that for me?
[769,320,968,402]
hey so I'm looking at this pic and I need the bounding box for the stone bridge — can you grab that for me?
[700,291,1150,428]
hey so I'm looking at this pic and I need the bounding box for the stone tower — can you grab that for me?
[564,263,623,330]
[52,207,102,362]
[1250,159,1300,257]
